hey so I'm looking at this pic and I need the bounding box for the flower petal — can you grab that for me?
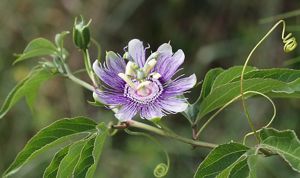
[115,102,139,121]
[155,49,185,82]
[93,60,125,91]
[164,74,197,95]
[128,39,146,68]
[157,43,173,55]
[160,97,188,113]
[94,89,127,105]
[105,51,126,74]
[140,104,164,120]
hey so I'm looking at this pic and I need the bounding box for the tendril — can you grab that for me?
[240,20,297,143]
[242,91,276,145]
[124,129,170,178]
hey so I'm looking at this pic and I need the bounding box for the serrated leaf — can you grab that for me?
[194,142,249,178]
[228,159,249,178]
[259,128,300,173]
[247,155,258,178]
[198,78,282,119]
[185,68,224,121]
[216,156,247,178]
[56,139,89,178]
[14,38,58,64]
[71,123,108,178]
[3,117,97,177]
[85,123,108,178]
[0,67,55,119]
[211,66,256,90]
[43,145,70,178]
[199,67,224,101]
[198,78,300,119]
[232,68,300,83]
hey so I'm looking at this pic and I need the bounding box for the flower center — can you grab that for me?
[124,79,163,104]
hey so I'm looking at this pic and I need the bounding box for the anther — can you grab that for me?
[150,72,161,79]
[125,61,138,76]
[118,73,136,88]
[143,59,157,75]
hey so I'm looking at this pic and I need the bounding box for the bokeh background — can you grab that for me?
[1,0,300,177]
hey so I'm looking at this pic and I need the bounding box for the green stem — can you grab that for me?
[83,49,96,84]
[67,73,94,91]
[127,120,217,149]
[63,63,94,92]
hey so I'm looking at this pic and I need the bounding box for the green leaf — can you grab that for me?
[85,123,109,178]
[228,159,249,178]
[198,78,281,119]
[259,128,300,173]
[73,123,108,178]
[194,142,249,178]
[0,67,55,119]
[199,67,224,101]
[247,155,258,178]
[184,68,223,122]
[198,77,300,119]
[55,31,70,49]
[43,145,70,178]
[216,156,246,178]
[56,139,89,178]
[211,66,256,90]
[233,68,300,83]
[14,38,58,64]
[3,117,97,177]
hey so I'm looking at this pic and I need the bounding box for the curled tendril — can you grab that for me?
[240,20,297,143]
[154,163,169,178]
[283,33,297,52]
[124,129,170,178]
[281,24,297,53]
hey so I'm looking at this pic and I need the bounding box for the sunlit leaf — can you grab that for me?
[259,128,300,173]
[85,123,108,178]
[14,38,58,64]
[56,139,89,178]
[194,142,249,178]
[0,67,56,119]
[199,78,283,119]
[211,66,256,90]
[198,77,300,119]
[43,145,70,178]
[3,117,97,177]
[199,67,224,101]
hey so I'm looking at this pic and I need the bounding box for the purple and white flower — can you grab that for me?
[93,39,196,121]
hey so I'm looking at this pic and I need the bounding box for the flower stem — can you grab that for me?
[126,120,217,149]
[83,49,96,85]
[63,63,94,92]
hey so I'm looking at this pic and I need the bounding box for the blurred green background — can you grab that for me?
[1,0,300,177]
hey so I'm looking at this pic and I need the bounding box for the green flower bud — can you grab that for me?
[73,16,91,50]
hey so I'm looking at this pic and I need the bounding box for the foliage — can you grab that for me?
[1,14,300,178]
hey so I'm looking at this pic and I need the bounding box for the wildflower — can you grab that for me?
[93,39,196,121]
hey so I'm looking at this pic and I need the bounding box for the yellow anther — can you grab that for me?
[118,73,136,88]
[143,59,157,75]
[125,61,138,76]
[150,72,161,79]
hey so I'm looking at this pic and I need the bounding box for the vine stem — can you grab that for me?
[240,20,288,143]
[63,63,94,92]
[83,49,96,85]
[125,120,217,149]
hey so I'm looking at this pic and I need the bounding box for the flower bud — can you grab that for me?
[73,16,91,50]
